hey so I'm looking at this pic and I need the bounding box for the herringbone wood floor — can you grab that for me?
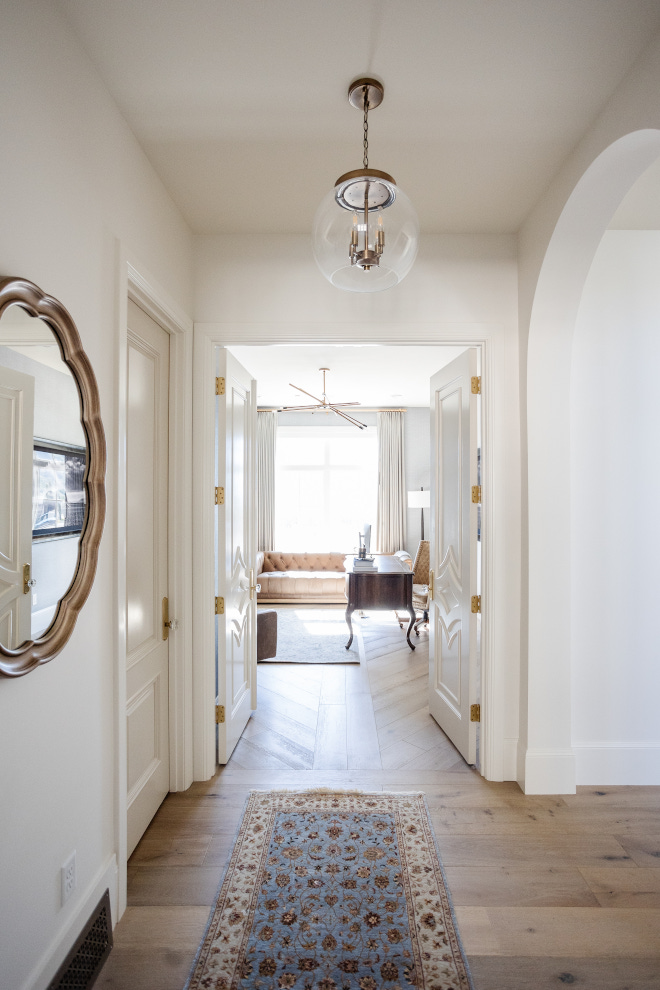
[97,609,660,990]
[231,608,467,773]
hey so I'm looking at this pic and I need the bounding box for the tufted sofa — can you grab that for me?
[255,551,348,604]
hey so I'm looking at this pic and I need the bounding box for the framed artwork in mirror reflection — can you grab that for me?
[32,440,86,539]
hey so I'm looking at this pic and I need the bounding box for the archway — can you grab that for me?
[524,129,660,793]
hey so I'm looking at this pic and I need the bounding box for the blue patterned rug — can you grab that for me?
[259,608,360,664]
[186,790,473,990]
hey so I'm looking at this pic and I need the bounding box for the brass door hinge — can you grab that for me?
[216,376,225,396]
[215,486,224,505]
[471,485,482,504]
[215,705,225,724]
[471,376,481,395]
[470,703,481,722]
[215,596,224,615]
[471,595,481,614]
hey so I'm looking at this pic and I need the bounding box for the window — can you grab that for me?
[275,426,377,552]
[33,440,86,538]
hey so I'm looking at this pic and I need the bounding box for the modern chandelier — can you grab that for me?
[312,77,419,292]
[281,368,368,430]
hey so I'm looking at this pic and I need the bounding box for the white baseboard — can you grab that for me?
[24,854,118,990]
[574,743,660,785]
[522,748,577,794]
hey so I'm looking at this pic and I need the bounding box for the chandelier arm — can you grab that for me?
[280,404,326,412]
[330,406,367,429]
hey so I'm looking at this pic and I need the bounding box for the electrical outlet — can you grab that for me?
[61,851,76,905]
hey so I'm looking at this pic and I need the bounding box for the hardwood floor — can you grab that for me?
[98,610,660,989]
[233,608,463,773]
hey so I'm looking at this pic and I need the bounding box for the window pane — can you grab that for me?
[274,431,377,552]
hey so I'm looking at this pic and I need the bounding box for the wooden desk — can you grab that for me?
[345,556,415,651]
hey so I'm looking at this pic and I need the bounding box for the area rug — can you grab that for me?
[185,790,473,990]
[259,608,360,664]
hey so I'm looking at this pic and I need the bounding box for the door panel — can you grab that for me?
[216,349,257,763]
[0,365,34,649]
[428,349,479,765]
[126,299,170,856]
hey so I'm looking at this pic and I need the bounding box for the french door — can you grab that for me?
[428,349,480,765]
[215,349,257,763]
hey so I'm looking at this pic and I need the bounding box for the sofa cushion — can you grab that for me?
[257,571,347,600]
[261,552,347,573]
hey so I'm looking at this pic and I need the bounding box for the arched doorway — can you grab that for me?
[524,129,660,793]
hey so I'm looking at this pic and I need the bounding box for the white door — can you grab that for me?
[216,349,257,763]
[126,300,170,856]
[0,365,34,649]
[428,349,480,765]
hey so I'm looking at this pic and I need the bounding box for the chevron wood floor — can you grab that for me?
[97,608,660,990]
[229,607,468,773]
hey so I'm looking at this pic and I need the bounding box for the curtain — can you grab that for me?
[376,410,406,553]
[257,411,277,551]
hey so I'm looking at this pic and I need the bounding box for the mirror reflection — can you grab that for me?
[0,304,86,648]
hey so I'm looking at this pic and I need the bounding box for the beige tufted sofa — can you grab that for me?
[256,551,348,604]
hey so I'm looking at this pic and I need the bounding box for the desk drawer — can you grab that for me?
[350,573,410,609]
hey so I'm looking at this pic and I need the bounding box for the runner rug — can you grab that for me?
[186,790,473,990]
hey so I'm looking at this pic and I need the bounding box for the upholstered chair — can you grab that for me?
[411,540,430,634]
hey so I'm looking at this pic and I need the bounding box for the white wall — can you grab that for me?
[195,233,517,328]
[195,231,522,783]
[571,229,660,783]
[0,3,192,989]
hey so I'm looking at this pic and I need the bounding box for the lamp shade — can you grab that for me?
[408,489,430,509]
[312,179,419,292]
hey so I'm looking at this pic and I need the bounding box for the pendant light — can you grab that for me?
[312,78,419,292]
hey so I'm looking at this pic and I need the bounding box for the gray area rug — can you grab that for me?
[259,607,359,663]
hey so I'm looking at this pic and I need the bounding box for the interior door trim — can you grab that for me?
[192,324,509,791]
[114,256,193,921]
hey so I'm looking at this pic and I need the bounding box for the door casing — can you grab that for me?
[192,324,508,787]
[114,258,193,920]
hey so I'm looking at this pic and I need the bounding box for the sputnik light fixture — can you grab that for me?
[281,368,368,430]
[312,77,419,292]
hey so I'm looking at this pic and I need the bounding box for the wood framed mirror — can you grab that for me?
[0,277,106,676]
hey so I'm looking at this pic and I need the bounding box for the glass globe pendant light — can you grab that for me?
[312,78,419,292]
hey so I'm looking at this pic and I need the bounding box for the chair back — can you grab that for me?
[412,540,430,584]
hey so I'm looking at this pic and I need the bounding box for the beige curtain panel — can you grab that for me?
[376,410,406,553]
[257,410,277,551]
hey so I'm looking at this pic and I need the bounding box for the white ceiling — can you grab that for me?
[57,0,660,235]
[229,344,467,408]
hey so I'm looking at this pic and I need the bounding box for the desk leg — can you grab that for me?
[345,606,354,649]
[405,611,416,651]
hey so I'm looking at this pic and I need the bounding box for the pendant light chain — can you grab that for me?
[363,86,369,169]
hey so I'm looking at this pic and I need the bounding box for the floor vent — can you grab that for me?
[48,889,113,990]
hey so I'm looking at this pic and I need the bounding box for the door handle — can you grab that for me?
[428,569,434,599]
[162,597,178,640]
[23,564,36,595]
[249,569,261,600]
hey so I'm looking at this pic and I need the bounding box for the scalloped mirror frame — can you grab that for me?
[0,277,106,676]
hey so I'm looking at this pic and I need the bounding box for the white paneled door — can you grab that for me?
[216,349,257,763]
[428,349,480,766]
[0,365,34,649]
[126,300,170,856]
